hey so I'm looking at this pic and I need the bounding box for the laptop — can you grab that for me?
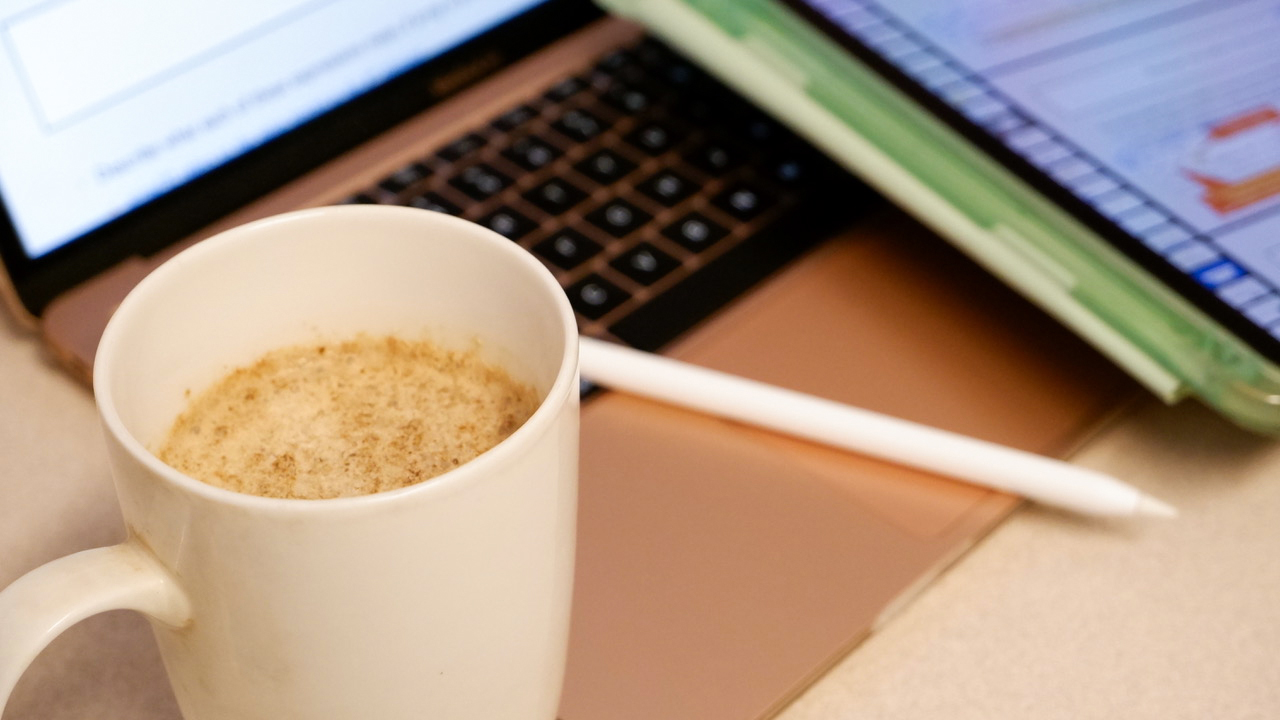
[0,2,1134,719]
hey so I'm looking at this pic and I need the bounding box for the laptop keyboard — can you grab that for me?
[341,36,877,352]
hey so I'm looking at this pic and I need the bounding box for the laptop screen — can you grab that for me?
[0,0,553,263]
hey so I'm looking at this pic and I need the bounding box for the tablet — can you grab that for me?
[600,0,1280,433]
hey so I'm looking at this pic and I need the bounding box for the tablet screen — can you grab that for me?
[788,0,1280,358]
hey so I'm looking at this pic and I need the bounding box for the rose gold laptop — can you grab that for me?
[0,3,1133,719]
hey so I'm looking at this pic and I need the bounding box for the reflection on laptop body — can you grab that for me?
[0,2,1132,719]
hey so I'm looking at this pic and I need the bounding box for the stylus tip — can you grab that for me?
[1135,494,1178,518]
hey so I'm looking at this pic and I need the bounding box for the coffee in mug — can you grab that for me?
[157,334,540,499]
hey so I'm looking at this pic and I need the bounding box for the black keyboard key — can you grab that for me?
[630,38,702,86]
[533,229,601,270]
[595,49,635,74]
[655,58,701,90]
[479,206,538,241]
[523,178,588,215]
[341,192,379,205]
[735,114,784,145]
[568,274,630,319]
[545,76,588,102]
[492,104,538,131]
[767,145,844,187]
[378,163,431,194]
[662,212,728,252]
[637,169,697,207]
[574,149,637,185]
[502,135,562,172]
[585,198,652,238]
[409,192,461,215]
[601,83,653,114]
[762,137,834,180]
[634,37,680,69]
[712,183,774,220]
[448,164,512,201]
[772,158,806,185]
[681,95,729,125]
[685,141,742,176]
[551,108,608,143]
[594,50,647,85]
[626,121,682,155]
[437,133,487,162]
[611,243,680,285]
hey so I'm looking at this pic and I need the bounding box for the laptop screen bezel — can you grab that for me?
[0,0,603,318]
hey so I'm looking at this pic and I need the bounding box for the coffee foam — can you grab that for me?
[156,335,539,499]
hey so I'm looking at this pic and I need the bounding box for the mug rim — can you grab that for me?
[93,205,579,513]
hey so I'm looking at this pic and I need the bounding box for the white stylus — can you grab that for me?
[578,337,1176,519]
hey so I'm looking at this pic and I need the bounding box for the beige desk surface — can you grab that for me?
[3,307,1280,719]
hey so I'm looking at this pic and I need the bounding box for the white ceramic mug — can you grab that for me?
[0,206,580,719]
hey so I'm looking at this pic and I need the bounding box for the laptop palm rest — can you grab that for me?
[560,209,1133,720]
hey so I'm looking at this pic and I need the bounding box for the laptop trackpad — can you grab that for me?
[559,212,1133,720]
[564,391,1008,720]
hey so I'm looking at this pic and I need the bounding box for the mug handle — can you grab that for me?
[0,541,191,713]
